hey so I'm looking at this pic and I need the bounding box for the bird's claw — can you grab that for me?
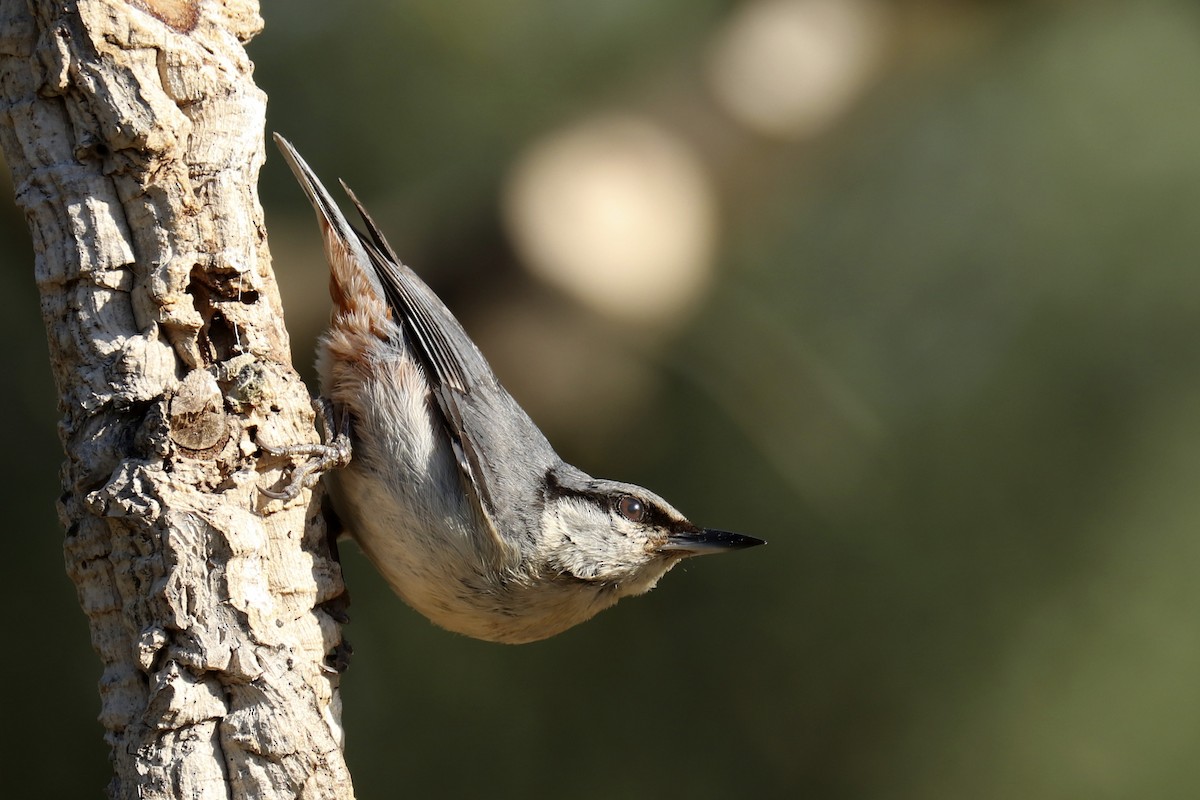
[260,397,351,501]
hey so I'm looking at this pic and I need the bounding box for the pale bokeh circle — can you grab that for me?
[707,0,889,139]
[504,115,717,327]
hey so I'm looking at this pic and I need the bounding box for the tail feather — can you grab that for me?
[339,179,401,265]
[272,133,388,314]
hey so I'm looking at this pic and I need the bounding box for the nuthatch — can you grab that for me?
[273,134,763,644]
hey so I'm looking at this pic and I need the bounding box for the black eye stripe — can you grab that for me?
[545,468,683,531]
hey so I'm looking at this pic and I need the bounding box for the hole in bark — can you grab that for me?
[187,267,249,362]
[205,310,239,361]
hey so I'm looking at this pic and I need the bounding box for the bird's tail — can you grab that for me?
[273,133,389,325]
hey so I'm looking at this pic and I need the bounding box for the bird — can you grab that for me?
[272,134,763,644]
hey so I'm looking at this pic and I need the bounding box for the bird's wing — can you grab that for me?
[343,186,500,517]
[342,192,564,549]
[274,134,500,531]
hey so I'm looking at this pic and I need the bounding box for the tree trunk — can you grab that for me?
[0,1,354,797]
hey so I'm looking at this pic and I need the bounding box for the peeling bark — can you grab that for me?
[0,1,354,797]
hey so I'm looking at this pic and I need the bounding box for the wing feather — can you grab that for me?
[275,134,496,520]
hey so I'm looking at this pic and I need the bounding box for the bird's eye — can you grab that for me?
[616,494,647,523]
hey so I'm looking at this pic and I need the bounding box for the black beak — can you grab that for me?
[659,528,766,556]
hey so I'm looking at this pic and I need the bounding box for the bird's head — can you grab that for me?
[538,465,764,598]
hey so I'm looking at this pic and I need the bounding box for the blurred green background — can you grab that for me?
[3,0,1200,796]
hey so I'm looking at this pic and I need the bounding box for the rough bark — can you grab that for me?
[0,1,354,797]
